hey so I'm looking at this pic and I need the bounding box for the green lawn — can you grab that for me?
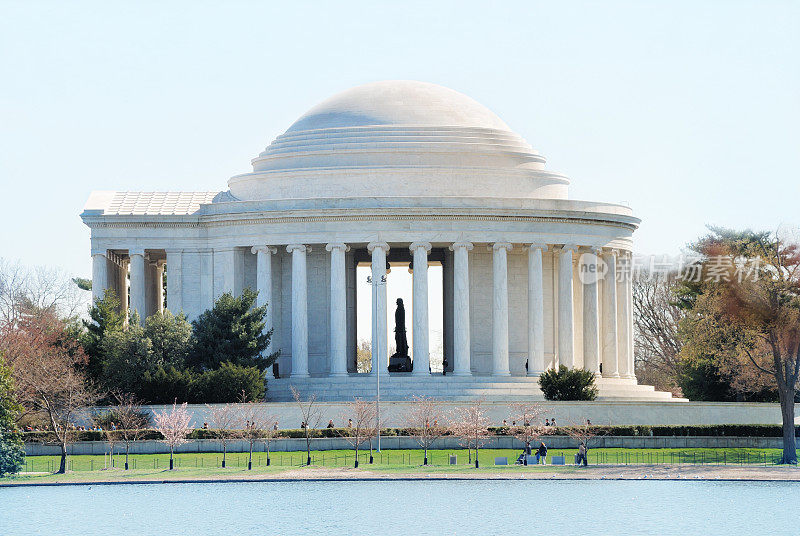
[13,446,789,475]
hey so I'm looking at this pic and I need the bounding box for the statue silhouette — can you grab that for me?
[388,298,412,372]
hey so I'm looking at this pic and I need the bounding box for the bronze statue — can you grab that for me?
[388,298,412,372]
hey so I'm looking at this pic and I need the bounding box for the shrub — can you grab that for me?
[538,366,598,401]
[193,362,266,403]
[140,366,197,404]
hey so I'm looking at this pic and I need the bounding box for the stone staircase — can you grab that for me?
[266,374,685,402]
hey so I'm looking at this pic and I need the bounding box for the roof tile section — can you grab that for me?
[86,191,221,216]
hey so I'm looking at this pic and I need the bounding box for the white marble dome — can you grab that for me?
[228,80,569,201]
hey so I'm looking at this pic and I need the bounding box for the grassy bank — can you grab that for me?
[7,447,790,478]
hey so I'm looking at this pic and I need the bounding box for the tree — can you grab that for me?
[100,313,153,391]
[340,398,376,468]
[261,414,280,467]
[111,391,149,470]
[207,402,238,468]
[81,289,124,384]
[238,401,277,470]
[189,289,277,371]
[0,259,88,329]
[144,310,193,370]
[291,386,322,466]
[565,420,603,466]
[680,227,800,464]
[450,399,491,468]
[633,271,685,393]
[356,339,372,373]
[154,401,191,470]
[2,311,96,473]
[509,402,544,465]
[0,356,25,476]
[403,395,445,465]
[538,366,598,401]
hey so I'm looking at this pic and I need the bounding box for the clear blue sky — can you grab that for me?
[1,1,798,279]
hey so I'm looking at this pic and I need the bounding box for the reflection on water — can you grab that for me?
[1,479,798,536]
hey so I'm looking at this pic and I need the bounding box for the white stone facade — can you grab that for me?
[81,80,678,401]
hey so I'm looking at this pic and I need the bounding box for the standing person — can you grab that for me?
[551,418,557,428]
[578,442,588,466]
[326,420,335,429]
[537,441,548,465]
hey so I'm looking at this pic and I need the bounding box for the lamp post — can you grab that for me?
[367,273,387,452]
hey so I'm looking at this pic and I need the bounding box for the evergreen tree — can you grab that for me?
[0,356,25,476]
[145,310,193,369]
[81,289,124,383]
[101,312,153,390]
[189,289,276,371]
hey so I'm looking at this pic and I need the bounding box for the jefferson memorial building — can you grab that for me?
[81,80,676,401]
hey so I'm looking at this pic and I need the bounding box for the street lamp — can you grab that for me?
[367,273,386,452]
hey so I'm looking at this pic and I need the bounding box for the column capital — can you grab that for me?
[525,243,548,252]
[584,245,604,255]
[90,249,107,258]
[165,248,184,255]
[559,243,579,254]
[409,241,432,253]
[367,241,390,253]
[251,245,278,255]
[490,242,513,252]
[325,242,350,253]
[128,248,146,257]
[449,241,474,252]
[287,244,311,254]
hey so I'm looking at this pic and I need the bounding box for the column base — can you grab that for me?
[329,372,348,377]
[602,372,620,379]
[492,371,512,377]
[291,373,310,379]
[452,370,472,376]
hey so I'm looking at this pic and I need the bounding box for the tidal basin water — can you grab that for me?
[2,479,798,535]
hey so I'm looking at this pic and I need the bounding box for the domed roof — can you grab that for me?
[228,80,569,201]
[285,80,513,132]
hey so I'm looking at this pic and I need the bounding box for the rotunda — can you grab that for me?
[81,80,677,401]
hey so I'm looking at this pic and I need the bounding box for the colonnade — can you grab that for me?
[90,241,635,380]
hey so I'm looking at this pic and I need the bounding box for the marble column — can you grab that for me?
[166,250,182,314]
[287,244,310,378]
[618,251,634,379]
[601,249,619,377]
[91,250,108,303]
[626,257,635,380]
[367,241,389,376]
[119,259,129,317]
[326,243,350,376]
[252,245,277,353]
[582,247,602,375]
[491,242,513,376]
[527,244,546,376]
[450,241,473,376]
[558,245,577,368]
[410,242,432,376]
[155,260,165,314]
[129,249,146,325]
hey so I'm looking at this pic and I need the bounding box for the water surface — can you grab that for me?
[2,479,797,535]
